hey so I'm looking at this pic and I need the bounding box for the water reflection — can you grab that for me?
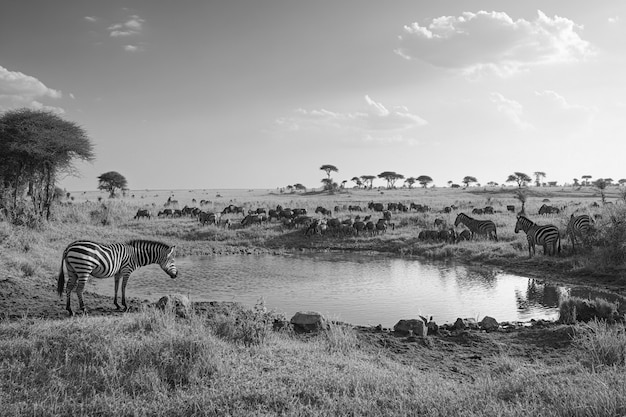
[87,253,593,327]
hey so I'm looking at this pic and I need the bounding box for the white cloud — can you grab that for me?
[84,16,97,23]
[490,92,532,130]
[396,10,593,77]
[0,66,64,112]
[609,16,620,24]
[108,14,144,37]
[124,45,139,52]
[275,96,427,145]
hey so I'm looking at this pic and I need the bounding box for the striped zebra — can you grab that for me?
[566,214,593,251]
[514,216,561,258]
[57,240,178,315]
[454,213,498,241]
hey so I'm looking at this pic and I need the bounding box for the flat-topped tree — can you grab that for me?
[378,171,404,189]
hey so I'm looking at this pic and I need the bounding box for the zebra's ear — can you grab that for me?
[168,246,176,256]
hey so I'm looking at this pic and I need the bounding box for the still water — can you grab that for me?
[87,252,612,327]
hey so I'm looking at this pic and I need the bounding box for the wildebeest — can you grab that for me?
[133,209,151,220]
[198,211,217,226]
[368,202,384,212]
[158,209,173,218]
[506,205,515,213]
[538,204,560,215]
[315,206,332,216]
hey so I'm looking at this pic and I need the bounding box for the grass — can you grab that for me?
[2,307,626,416]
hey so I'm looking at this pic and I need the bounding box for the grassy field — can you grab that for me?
[2,185,626,416]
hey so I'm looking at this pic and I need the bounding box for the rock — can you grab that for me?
[155,294,192,318]
[393,319,427,337]
[480,316,499,331]
[290,311,327,333]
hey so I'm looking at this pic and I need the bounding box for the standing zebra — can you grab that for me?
[58,240,178,315]
[454,213,498,241]
[566,214,593,252]
[514,216,561,258]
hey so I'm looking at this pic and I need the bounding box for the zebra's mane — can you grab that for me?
[126,239,172,249]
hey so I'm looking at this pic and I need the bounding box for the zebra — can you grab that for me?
[57,240,178,316]
[566,214,593,252]
[514,215,561,258]
[454,213,498,241]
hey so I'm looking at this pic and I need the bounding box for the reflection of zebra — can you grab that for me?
[514,216,560,258]
[454,213,498,241]
[58,240,178,315]
[567,214,592,251]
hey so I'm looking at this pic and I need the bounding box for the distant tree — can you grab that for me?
[378,171,404,189]
[619,179,626,186]
[514,189,528,215]
[593,178,608,204]
[416,175,433,188]
[450,183,461,188]
[360,175,376,189]
[98,171,128,198]
[321,178,338,191]
[487,181,499,187]
[294,183,306,191]
[506,172,532,188]
[533,171,546,187]
[462,176,477,188]
[447,180,453,187]
[605,178,614,186]
[351,176,362,188]
[319,164,338,179]
[582,175,592,186]
[0,108,95,222]
[340,180,347,189]
[573,178,580,187]
[404,177,416,189]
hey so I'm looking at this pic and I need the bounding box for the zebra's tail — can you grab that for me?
[57,257,65,298]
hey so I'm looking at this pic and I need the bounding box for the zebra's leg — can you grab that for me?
[120,273,131,312]
[114,272,122,310]
[75,278,88,315]
[64,268,79,316]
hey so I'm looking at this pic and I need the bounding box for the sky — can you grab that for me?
[1,1,625,191]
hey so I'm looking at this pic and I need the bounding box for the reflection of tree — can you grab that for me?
[454,265,499,290]
[515,279,565,313]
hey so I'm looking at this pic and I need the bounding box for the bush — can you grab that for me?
[573,318,626,368]
[559,296,619,324]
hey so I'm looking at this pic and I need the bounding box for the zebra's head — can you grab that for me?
[160,245,178,278]
[514,216,526,234]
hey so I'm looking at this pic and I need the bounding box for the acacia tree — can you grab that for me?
[378,171,404,189]
[416,175,433,188]
[593,178,608,204]
[404,177,416,189]
[351,176,362,188]
[506,172,532,188]
[360,175,376,189]
[582,175,592,186]
[0,108,94,221]
[319,164,338,179]
[462,176,478,188]
[533,171,546,187]
[98,171,128,198]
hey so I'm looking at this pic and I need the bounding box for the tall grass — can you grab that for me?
[3,307,626,416]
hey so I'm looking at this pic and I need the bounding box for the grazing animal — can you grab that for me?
[566,214,593,251]
[454,213,498,241]
[133,209,151,220]
[353,220,367,235]
[368,202,384,212]
[57,240,177,315]
[418,230,439,241]
[198,211,217,226]
[315,206,332,216]
[456,229,471,242]
[158,209,173,218]
[538,204,560,215]
[506,205,515,213]
[514,215,561,258]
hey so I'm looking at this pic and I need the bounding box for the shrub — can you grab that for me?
[559,296,619,324]
[573,318,626,368]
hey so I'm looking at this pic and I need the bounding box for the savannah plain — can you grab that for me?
[2,185,626,416]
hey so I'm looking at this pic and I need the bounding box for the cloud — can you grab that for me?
[275,96,427,145]
[108,14,144,37]
[124,45,139,52]
[0,66,64,112]
[609,16,620,24]
[396,10,592,77]
[84,16,97,23]
[490,92,532,130]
